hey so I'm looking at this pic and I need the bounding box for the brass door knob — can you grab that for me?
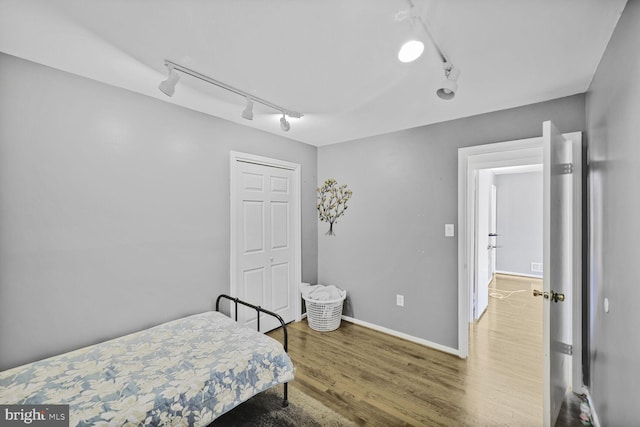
[532,289,549,299]
[551,291,565,303]
[532,289,565,303]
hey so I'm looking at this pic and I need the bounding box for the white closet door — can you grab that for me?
[233,159,296,332]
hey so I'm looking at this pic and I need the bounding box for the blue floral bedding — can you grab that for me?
[0,312,295,426]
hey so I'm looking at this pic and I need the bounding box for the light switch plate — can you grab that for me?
[445,223,455,237]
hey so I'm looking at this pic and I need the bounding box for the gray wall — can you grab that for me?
[585,1,639,424]
[495,171,543,277]
[0,53,318,370]
[318,95,585,349]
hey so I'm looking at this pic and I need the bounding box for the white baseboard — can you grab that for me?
[341,315,460,357]
[495,270,543,279]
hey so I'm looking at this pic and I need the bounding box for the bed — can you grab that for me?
[0,295,294,426]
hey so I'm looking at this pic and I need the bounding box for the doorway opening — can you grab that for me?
[458,136,544,360]
[474,164,543,321]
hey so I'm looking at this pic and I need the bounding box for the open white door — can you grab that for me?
[489,184,497,278]
[542,121,579,426]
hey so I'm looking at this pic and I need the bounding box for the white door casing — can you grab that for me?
[230,152,301,332]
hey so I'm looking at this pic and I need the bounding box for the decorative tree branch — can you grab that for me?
[317,178,353,236]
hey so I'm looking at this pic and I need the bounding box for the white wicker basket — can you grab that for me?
[303,294,346,332]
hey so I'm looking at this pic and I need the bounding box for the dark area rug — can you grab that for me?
[209,385,356,427]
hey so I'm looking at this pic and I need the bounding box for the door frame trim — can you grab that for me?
[229,151,302,322]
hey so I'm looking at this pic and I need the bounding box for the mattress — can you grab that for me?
[0,311,295,426]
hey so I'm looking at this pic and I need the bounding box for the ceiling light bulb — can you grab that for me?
[280,114,290,132]
[398,40,424,63]
[242,97,254,120]
[158,67,180,97]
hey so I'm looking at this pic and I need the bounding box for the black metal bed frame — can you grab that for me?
[215,294,289,407]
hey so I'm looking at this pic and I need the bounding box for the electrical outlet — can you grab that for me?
[396,294,404,307]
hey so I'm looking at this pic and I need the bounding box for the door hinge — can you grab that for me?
[557,163,573,174]
[553,341,573,355]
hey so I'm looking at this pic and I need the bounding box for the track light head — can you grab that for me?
[436,79,457,100]
[242,97,254,120]
[280,114,291,132]
[159,66,180,97]
[436,62,460,100]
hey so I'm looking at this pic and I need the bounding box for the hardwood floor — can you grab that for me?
[270,274,549,426]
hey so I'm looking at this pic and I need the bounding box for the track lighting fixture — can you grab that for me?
[436,62,460,100]
[280,113,291,132]
[397,0,461,100]
[158,60,303,131]
[158,66,180,97]
[242,97,254,120]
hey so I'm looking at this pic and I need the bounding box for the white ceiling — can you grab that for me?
[0,0,626,146]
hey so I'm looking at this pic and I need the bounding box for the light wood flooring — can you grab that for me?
[270,274,557,426]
